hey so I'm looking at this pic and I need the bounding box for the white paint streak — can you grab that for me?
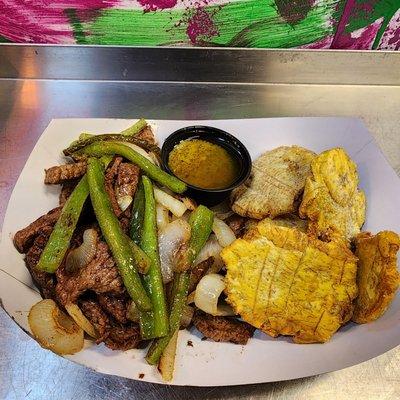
[378,9,400,50]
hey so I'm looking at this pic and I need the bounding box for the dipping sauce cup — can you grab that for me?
[161,126,251,206]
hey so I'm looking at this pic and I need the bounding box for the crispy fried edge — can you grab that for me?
[352,231,400,324]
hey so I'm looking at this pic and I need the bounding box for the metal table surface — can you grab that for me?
[0,45,400,400]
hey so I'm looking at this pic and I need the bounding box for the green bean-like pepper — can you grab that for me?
[86,157,152,312]
[146,205,214,365]
[77,119,147,143]
[100,155,113,168]
[64,134,160,158]
[127,236,150,275]
[146,272,189,365]
[75,142,187,194]
[139,176,169,339]
[186,205,215,266]
[120,118,147,136]
[129,180,145,246]
[79,132,93,140]
[36,176,89,273]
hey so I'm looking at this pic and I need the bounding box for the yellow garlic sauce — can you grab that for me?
[168,139,239,189]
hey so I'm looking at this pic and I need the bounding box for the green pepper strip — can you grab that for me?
[76,142,187,194]
[78,132,93,141]
[64,134,160,158]
[127,236,150,275]
[77,119,147,142]
[120,118,147,136]
[36,176,89,273]
[139,176,169,339]
[86,157,152,312]
[129,180,145,246]
[146,205,214,365]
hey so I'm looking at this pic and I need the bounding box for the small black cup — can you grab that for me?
[161,125,252,206]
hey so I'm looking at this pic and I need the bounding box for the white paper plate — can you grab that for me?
[1,117,400,386]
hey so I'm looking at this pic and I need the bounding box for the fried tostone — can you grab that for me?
[299,148,365,242]
[222,219,358,343]
[352,231,400,324]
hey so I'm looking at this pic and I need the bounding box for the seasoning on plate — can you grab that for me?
[168,139,239,189]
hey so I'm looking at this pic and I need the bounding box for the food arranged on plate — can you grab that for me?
[231,145,315,219]
[12,119,400,381]
[222,218,358,344]
[299,148,366,242]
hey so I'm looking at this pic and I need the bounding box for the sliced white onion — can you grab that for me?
[180,305,195,328]
[171,210,191,222]
[158,328,179,382]
[154,187,188,217]
[158,219,191,283]
[194,235,223,267]
[156,204,170,231]
[212,217,236,247]
[65,303,98,338]
[117,194,133,212]
[115,141,155,163]
[149,152,161,166]
[28,299,84,355]
[65,229,97,273]
[194,274,235,317]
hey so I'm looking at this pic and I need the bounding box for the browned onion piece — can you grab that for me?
[117,195,133,212]
[28,299,84,355]
[65,303,98,338]
[194,274,235,317]
[158,219,191,282]
[65,228,97,273]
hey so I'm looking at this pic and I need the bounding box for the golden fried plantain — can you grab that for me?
[231,146,315,219]
[299,148,365,242]
[352,231,400,324]
[222,219,358,343]
[244,214,307,238]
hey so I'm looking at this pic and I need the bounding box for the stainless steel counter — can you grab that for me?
[1,45,399,399]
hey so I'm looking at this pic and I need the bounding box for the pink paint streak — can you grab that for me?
[0,0,118,43]
[331,0,387,50]
[138,0,177,12]
[299,35,334,49]
[331,0,356,48]
[378,9,400,50]
[332,18,383,50]
[186,6,219,44]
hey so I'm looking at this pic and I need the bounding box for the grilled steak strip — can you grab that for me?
[105,157,140,219]
[80,298,111,340]
[136,126,156,145]
[189,257,214,293]
[119,217,130,235]
[97,293,129,324]
[80,297,141,350]
[116,162,140,199]
[104,324,141,351]
[193,312,255,345]
[14,207,62,253]
[105,157,124,218]
[25,228,57,300]
[59,179,79,206]
[56,241,125,305]
[44,161,87,184]
[225,214,247,238]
